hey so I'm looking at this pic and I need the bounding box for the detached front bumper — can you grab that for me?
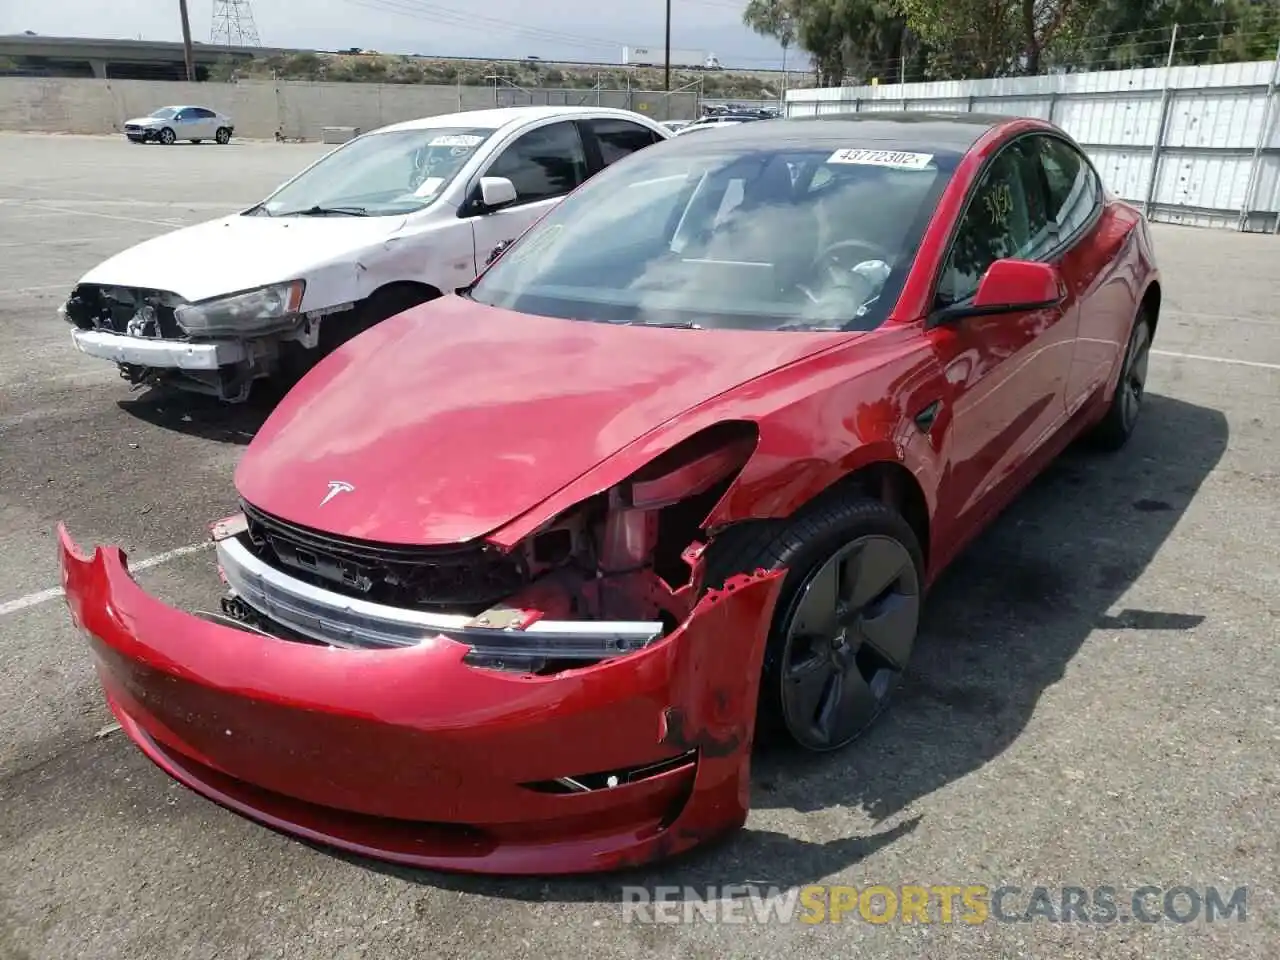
[58,524,783,875]
[69,328,248,370]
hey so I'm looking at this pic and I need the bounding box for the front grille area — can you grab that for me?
[64,283,186,338]
[241,501,529,612]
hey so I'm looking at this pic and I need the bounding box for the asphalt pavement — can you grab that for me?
[0,132,1276,959]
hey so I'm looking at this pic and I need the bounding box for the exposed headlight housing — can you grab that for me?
[174,280,305,337]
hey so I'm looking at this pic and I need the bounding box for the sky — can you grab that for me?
[3,0,793,69]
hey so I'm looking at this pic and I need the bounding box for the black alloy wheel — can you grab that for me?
[777,533,921,751]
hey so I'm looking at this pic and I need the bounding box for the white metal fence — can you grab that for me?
[785,58,1280,233]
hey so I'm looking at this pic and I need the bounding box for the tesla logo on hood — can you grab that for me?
[320,480,355,506]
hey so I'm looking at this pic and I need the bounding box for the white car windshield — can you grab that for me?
[470,142,956,331]
[256,126,497,218]
[149,107,179,119]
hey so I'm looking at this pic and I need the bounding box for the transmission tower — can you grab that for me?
[210,0,262,47]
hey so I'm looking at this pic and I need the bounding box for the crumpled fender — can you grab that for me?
[605,569,786,870]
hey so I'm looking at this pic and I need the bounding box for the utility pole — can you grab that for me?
[664,0,672,91]
[178,0,196,81]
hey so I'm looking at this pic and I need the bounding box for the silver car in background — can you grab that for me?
[124,106,235,145]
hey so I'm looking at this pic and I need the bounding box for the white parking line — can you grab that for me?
[0,541,213,618]
[3,283,70,294]
[1152,349,1280,371]
[0,237,102,248]
[1165,309,1277,327]
[23,202,185,228]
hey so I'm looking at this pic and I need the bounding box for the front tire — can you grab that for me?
[158,127,176,145]
[1088,308,1152,451]
[705,497,924,752]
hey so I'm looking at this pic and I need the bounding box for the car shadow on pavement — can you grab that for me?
[115,386,277,445]
[318,390,1227,901]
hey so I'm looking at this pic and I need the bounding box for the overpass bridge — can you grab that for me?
[0,34,290,81]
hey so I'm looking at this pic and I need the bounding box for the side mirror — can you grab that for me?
[930,259,1063,326]
[479,176,518,210]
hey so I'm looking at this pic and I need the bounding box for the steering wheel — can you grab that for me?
[815,238,890,270]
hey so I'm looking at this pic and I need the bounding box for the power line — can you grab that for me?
[341,0,623,51]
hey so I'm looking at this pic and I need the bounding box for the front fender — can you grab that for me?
[487,331,946,552]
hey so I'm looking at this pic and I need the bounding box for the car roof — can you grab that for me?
[375,105,660,135]
[663,110,1021,155]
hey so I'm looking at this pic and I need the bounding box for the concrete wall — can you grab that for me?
[0,77,700,140]
[786,59,1280,232]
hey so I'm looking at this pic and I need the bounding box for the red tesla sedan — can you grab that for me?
[60,112,1160,875]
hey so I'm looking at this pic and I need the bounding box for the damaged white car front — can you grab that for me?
[56,120,505,402]
[59,276,325,402]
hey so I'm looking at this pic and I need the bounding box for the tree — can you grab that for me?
[744,0,919,87]
[897,0,1101,77]
[1048,0,1280,72]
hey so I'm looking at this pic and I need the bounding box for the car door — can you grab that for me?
[1024,134,1131,416]
[172,108,199,139]
[927,136,1080,558]
[464,120,589,277]
[577,117,665,170]
[193,108,220,139]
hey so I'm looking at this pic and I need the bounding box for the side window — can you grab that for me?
[174,108,193,121]
[584,118,661,167]
[485,121,588,205]
[1035,136,1100,240]
[936,140,1049,306]
[195,108,217,119]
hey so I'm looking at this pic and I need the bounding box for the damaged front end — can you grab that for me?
[216,422,764,674]
[60,280,320,403]
[59,422,788,873]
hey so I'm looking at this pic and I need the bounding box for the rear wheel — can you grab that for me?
[158,127,176,145]
[705,497,924,752]
[1088,308,1152,451]
[215,127,232,145]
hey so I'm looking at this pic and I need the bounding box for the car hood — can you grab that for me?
[126,116,166,126]
[77,213,406,303]
[234,295,855,545]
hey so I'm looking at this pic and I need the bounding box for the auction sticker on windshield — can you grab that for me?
[827,149,934,170]
[431,134,485,147]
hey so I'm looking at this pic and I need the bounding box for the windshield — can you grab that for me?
[149,107,178,119]
[470,142,956,331]
[257,126,497,217]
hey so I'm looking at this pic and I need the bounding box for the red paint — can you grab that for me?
[59,525,783,875]
[233,298,852,546]
[61,115,1159,874]
[971,259,1064,310]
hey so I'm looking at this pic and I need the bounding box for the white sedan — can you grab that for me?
[63,105,672,402]
[124,105,235,145]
